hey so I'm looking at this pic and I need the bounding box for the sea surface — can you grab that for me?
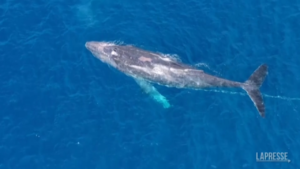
[1,0,300,169]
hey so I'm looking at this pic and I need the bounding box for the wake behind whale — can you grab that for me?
[85,41,268,117]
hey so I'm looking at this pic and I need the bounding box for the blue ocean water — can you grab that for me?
[1,0,300,168]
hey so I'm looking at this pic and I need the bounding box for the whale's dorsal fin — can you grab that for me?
[134,78,170,108]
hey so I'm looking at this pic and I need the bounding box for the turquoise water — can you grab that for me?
[1,0,300,168]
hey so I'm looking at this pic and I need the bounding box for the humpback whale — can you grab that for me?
[85,41,268,117]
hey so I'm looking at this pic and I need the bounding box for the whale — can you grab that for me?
[85,41,268,117]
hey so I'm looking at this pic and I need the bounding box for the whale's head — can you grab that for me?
[85,41,120,67]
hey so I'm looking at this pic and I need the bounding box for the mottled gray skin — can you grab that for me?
[85,41,268,117]
[85,41,241,89]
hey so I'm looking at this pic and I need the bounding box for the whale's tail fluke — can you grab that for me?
[242,64,268,117]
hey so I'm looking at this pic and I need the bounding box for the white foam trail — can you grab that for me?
[200,89,300,101]
[262,94,300,101]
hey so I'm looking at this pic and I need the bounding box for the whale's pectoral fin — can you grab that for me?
[134,78,170,108]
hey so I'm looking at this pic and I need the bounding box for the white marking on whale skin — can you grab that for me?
[128,64,173,84]
[111,50,119,56]
[138,56,152,62]
[97,42,116,47]
[151,52,180,62]
[129,65,149,72]
[158,53,181,62]
[153,65,176,82]
[159,57,172,62]
[153,65,165,75]
[183,69,204,73]
[169,68,186,76]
